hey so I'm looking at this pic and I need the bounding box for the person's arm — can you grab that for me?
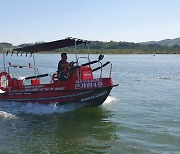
[69,61,74,67]
[57,61,63,73]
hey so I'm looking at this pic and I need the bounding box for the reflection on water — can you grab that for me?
[0,107,118,153]
[0,54,180,153]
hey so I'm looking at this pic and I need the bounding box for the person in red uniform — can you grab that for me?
[57,53,73,81]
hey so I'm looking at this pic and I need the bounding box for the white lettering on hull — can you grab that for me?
[81,91,107,102]
[75,79,103,89]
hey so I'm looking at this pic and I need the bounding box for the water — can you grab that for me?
[0,54,180,153]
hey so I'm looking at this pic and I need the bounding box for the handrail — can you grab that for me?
[92,61,110,72]
[8,62,34,69]
[69,60,99,71]
[7,62,39,76]
[92,61,112,78]
[24,74,49,80]
[77,56,90,65]
[109,62,112,77]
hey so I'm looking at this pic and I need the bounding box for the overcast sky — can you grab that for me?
[0,0,180,45]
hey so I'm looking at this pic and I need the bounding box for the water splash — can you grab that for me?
[104,96,118,104]
[0,101,87,115]
[0,96,117,115]
[18,102,83,115]
[0,111,18,119]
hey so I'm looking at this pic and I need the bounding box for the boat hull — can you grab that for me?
[0,78,115,107]
[0,86,112,107]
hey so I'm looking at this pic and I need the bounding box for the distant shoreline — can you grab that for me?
[1,38,180,54]
[1,48,180,54]
[0,50,180,55]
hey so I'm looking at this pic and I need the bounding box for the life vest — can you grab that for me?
[0,71,12,91]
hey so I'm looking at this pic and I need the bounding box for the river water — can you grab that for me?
[0,54,180,153]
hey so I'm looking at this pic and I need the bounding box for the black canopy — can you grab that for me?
[13,38,88,54]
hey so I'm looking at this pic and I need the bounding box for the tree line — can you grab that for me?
[1,41,180,54]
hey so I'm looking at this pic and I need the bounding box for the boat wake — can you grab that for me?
[0,96,117,115]
[0,111,18,119]
[18,102,85,115]
[0,101,90,115]
[104,96,118,104]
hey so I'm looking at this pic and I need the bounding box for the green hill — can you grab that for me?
[142,37,180,47]
[0,38,180,54]
[0,42,13,51]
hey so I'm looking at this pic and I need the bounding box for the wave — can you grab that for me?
[0,95,118,115]
[104,96,118,104]
[0,101,90,115]
[0,111,18,119]
[18,102,84,115]
[156,76,180,80]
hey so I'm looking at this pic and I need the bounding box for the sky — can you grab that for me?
[0,0,180,45]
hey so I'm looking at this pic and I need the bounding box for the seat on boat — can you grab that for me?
[12,78,23,88]
[31,79,40,86]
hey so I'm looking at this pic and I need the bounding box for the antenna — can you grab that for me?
[75,39,78,65]
[3,50,6,71]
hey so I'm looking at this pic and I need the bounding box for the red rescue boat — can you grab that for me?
[0,38,118,107]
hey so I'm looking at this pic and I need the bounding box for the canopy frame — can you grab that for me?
[12,37,89,55]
